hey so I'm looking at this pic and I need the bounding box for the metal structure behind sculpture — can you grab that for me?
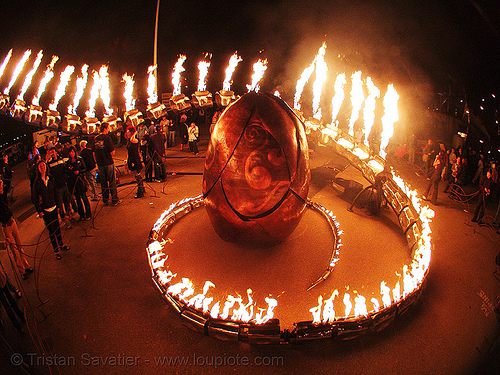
[203,92,310,246]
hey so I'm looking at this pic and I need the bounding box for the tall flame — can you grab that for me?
[343,293,352,317]
[85,65,113,117]
[197,60,211,92]
[172,55,186,96]
[49,65,75,111]
[392,280,401,303]
[220,295,237,320]
[402,265,417,298]
[309,296,323,324]
[246,58,268,92]
[17,50,43,101]
[4,49,31,95]
[294,58,316,110]
[187,281,215,310]
[31,55,59,106]
[68,64,89,115]
[379,84,399,157]
[86,70,100,118]
[231,289,255,323]
[167,277,192,298]
[353,294,368,317]
[255,297,278,324]
[330,73,347,126]
[209,301,220,319]
[122,73,136,112]
[362,77,380,146]
[322,289,339,324]
[312,42,327,120]
[348,71,364,136]
[147,65,157,104]
[0,49,13,80]
[223,52,242,91]
[98,65,113,116]
[380,281,392,308]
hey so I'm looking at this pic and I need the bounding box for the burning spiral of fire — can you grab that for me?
[0,43,425,341]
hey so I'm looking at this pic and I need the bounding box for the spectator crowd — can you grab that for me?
[0,109,208,332]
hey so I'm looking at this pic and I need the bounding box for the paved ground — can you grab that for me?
[0,129,499,375]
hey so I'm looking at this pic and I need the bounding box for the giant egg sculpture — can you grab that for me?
[203,92,310,246]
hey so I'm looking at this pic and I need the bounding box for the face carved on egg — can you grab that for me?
[203,92,310,246]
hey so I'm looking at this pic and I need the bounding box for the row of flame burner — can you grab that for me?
[146,113,433,344]
[0,90,238,133]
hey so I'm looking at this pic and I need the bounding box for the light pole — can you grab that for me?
[154,0,160,94]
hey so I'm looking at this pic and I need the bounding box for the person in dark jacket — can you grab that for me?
[125,126,145,198]
[79,140,98,201]
[28,154,41,188]
[46,147,73,224]
[141,119,153,182]
[31,160,70,260]
[472,169,493,224]
[66,146,91,220]
[179,114,189,151]
[92,122,120,206]
[149,125,167,182]
[0,153,14,203]
[449,157,468,199]
[422,150,446,205]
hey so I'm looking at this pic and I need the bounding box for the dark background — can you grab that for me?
[0,0,499,144]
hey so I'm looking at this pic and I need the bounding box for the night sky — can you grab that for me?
[1,0,499,120]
